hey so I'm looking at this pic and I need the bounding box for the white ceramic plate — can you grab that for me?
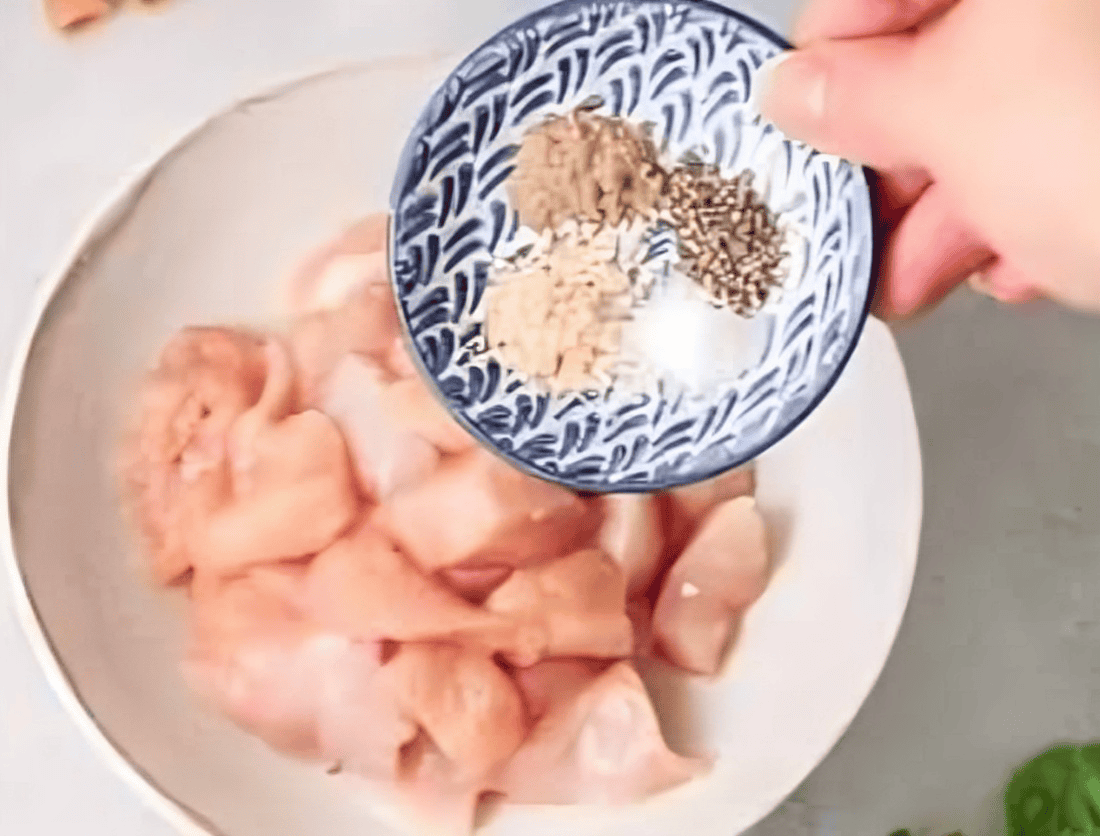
[1,56,922,836]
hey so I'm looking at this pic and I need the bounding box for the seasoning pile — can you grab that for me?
[509,106,666,231]
[486,220,648,394]
[665,166,786,315]
[486,103,790,394]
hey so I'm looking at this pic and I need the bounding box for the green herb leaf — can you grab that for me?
[1005,744,1100,835]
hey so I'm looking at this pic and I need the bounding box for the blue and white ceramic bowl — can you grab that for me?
[389,0,874,492]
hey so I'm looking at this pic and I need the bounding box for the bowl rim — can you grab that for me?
[387,0,877,494]
[0,54,455,836]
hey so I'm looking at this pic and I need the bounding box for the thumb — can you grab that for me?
[757,36,924,170]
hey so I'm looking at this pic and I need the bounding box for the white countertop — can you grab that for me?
[8,3,1100,836]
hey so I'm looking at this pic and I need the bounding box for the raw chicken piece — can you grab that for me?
[286,214,389,315]
[44,0,112,29]
[185,566,338,759]
[288,287,401,409]
[485,549,633,662]
[438,564,514,604]
[119,327,268,585]
[198,341,359,577]
[321,354,440,500]
[314,641,417,781]
[661,467,756,554]
[302,522,546,664]
[381,644,527,781]
[493,662,705,805]
[284,213,399,409]
[599,494,664,597]
[385,377,475,455]
[513,657,609,721]
[384,336,419,380]
[190,564,419,775]
[397,734,487,836]
[373,451,600,573]
[652,496,770,676]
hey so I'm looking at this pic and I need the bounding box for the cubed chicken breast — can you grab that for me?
[485,548,633,663]
[660,466,756,554]
[380,644,527,782]
[652,496,770,676]
[599,494,664,597]
[185,565,344,760]
[493,662,705,805]
[286,213,389,316]
[288,286,402,409]
[302,522,545,664]
[373,451,600,572]
[314,641,417,781]
[119,327,269,585]
[197,341,359,577]
[321,354,441,500]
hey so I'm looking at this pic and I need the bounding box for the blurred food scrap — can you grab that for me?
[44,0,167,32]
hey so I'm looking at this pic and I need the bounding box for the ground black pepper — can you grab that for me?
[664,165,786,315]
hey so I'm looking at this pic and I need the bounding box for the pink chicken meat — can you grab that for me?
[493,662,705,805]
[380,643,527,781]
[122,209,779,836]
[286,213,406,407]
[321,354,441,500]
[302,521,546,664]
[186,564,346,760]
[652,495,770,676]
[485,548,633,662]
[321,354,474,501]
[199,340,359,577]
[120,327,269,585]
[372,450,600,573]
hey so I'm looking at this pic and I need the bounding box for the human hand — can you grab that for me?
[759,0,1100,318]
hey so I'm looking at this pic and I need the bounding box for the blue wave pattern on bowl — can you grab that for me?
[390,0,873,490]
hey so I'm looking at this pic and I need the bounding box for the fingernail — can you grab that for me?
[751,51,793,114]
[968,271,1039,304]
[756,51,828,143]
[967,271,996,297]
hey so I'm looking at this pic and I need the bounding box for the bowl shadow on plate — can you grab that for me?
[637,658,708,758]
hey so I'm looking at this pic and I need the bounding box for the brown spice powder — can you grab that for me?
[509,107,667,233]
[485,222,636,393]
